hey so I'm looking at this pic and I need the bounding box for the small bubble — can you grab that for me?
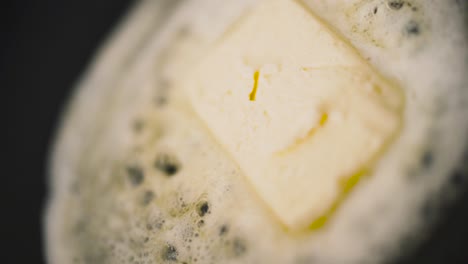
[232,238,247,257]
[219,225,229,236]
[421,151,433,168]
[387,0,404,10]
[146,223,153,231]
[141,190,155,206]
[127,166,144,186]
[154,153,180,176]
[154,219,165,229]
[197,202,210,217]
[405,20,421,36]
[161,244,178,261]
[197,220,205,228]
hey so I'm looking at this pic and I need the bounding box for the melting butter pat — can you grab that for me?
[184,0,404,230]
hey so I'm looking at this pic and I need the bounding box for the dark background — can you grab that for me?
[1,0,467,263]
[2,0,133,263]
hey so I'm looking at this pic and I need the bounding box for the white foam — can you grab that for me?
[46,0,468,263]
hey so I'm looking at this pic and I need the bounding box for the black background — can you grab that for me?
[2,0,467,263]
[2,0,133,263]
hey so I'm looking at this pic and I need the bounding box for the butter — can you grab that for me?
[184,0,403,230]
